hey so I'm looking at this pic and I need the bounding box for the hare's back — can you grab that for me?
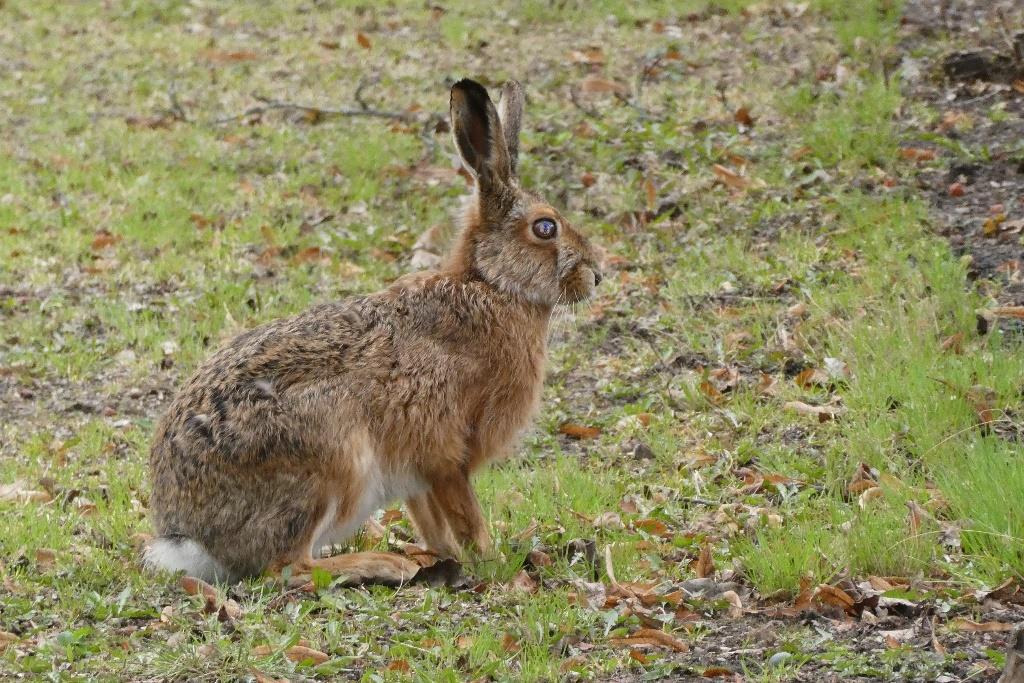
[154,299,390,466]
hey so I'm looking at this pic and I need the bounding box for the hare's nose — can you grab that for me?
[593,269,603,286]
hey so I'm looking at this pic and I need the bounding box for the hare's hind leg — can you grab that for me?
[305,552,419,586]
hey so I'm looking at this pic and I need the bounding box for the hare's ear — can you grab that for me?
[450,79,511,190]
[497,81,524,176]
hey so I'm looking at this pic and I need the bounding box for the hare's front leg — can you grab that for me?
[407,494,459,559]
[427,471,492,556]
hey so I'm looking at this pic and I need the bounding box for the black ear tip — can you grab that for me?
[451,78,492,104]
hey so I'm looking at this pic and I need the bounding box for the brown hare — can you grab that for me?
[145,78,602,584]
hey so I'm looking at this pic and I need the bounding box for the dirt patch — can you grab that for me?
[900,0,1024,333]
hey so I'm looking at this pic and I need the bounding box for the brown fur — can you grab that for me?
[146,79,601,583]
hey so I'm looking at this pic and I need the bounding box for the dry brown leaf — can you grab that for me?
[0,632,18,650]
[711,163,749,190]
[794,367,827,388]
[721,590,743,618]
[90,230,121,251]
[559,423,601,440]
[814,584,855,614]
[356,32,372,49]
[784,401,840,422]
[986,577,1024,604]
[526,549,553,567]
[387,660,412,673]
[568,47,604,65]
[284,645,329,664]
[694,542,714,579]
[35,548,56,569]
[848,462,879,495]
[699,380,724,405]
[456,635,474,649]
[858,486,884,508]
[702,666,735,677]
[940,333,964,354]
[883,627,915,647]
[733,107,754,126]
[609,627,689,652]
[643,177,657,211]
[948,618,1014,632]
[993,306,1024,319]
[511,570,539,593]
[579,75,628,95]
[983,214,1006,237]
[0,481,53,503]
[593,511,624,530]
[202,49,259,63]
[634,518,669,537]
[899,147,937,162]
[756,373,779,397]
[580,171,597,188]
[501,632,521,653]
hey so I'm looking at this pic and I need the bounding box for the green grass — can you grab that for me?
[1,0,1023,680]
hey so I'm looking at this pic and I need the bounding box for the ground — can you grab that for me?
[2,0,1024,681]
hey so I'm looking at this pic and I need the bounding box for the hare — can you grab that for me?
[145,79,602,584]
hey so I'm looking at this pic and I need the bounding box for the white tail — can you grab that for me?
[144,536,227,583]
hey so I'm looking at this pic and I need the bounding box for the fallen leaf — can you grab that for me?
[882,627,915,647]
[940,333,964,354]
[559,423,601,439]
[579,75,628,95]
[699,378,724,404]
[993,306,1024,319]
[511,570,539,593]
[608,627,689,652]
[201,49,259,63]
[568,47,604,65]
[814,584,855,615]
[456,635,474,649]
[983,214,1006,237]
[702,666,735,678]
[580,171,597,187]
[694,542,714,578]
[0,632,18,650]
[899,147,937,162]
[721,590,744,618]
[525,549,552,568]
[634,518,669,536]
[356,32,372,49]
[35,548,56,569]
[90,230,121,251]
[284,645,329,664]
[784,401,841,422]
[0,481,52,503]
[711,163,749,190]
[985,577,1024,604]
[733,106,754,126]
[593,511,624,530]
[501,632,521,653]
[795,367,829,388]
[948,618,1014,632]
[948,182,966,197]
[756,373,779,397]
[387,660,411,673]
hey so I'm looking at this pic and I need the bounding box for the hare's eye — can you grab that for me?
[532,218,557,240]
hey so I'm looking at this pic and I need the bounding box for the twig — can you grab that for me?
[212,94,414,125]
[167,82,188,123]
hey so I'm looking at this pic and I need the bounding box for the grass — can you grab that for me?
[1,0,1023,680]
